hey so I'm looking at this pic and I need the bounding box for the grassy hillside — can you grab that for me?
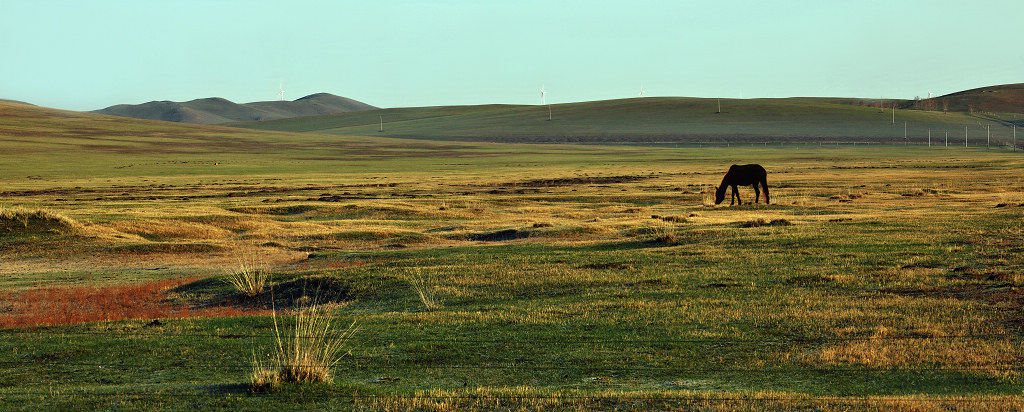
[3,101,1024,409]
[93,93,377,125]
[234,96,1022,145]
[908,83,1024,114]
[0,98,34,105]
[0,101,530,186]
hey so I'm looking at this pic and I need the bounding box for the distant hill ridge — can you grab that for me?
[93,93,377,124]
[0,99,34,106]
[234,83,1023,145]
[908,83,1024,114]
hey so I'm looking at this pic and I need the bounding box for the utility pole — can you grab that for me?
[928,129,931,147]
[379,115,383,132]
[945,130,948,147]
[1014,125,1017,152]
[892,103,896,124]
[987,125,991,149]
[904,121,907,145]
[965,125,968,147]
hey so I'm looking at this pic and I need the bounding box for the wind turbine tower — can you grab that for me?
[639,83,646,98]
[278,81,285,102]
[540,85,547,105]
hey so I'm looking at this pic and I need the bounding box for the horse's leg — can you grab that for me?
[762,178,770,204]
[753,183,760,204]
[732,184,741,205]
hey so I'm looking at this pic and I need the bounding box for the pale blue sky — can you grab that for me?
[2,0,1022,111]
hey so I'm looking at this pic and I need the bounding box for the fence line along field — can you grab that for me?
[1,101,1023,410]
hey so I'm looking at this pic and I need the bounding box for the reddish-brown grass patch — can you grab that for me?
[0,278,269,328]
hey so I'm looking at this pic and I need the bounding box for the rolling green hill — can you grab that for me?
[0,100,521,185]
[93,93,377,125]
[907,83,1024,114]
[233,95,1022,145]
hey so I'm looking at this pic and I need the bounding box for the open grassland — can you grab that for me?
[2,102,1024,410]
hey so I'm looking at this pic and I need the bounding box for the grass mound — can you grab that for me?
[270,276,353,309]
[0,207,78,235]
[172,272,377,314]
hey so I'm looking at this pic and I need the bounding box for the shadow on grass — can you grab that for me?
[172,275,357,312]
[204,383,250,395]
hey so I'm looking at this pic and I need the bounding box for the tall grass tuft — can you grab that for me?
[701,185,716,207]
[650,226,682,245]
[406,271,444,311]
[251,299,356,391]
[224,250,270,298]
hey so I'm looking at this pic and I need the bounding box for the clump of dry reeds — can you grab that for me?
[701,185,717,207]
[251,299,356,391]
[223,250,271,298]
[651,226,682,245]
[408,275,444,311]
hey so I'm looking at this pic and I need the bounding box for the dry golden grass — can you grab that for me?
[806,335,1019,378]
[360,388,1024,412]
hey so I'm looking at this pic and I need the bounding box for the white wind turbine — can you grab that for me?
[540,85,547,105]
[639,83,646,97]
[278,80,285,101]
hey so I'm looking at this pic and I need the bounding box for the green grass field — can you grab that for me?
[234,97,1024,146]
[2,101,1024,410]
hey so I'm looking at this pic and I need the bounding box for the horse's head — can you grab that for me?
[714,184,726,205]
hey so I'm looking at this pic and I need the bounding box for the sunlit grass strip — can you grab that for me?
[251,301,356,391]
[360,388,1024,411]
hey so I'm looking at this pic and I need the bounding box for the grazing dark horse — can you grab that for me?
[715,164,769,205]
